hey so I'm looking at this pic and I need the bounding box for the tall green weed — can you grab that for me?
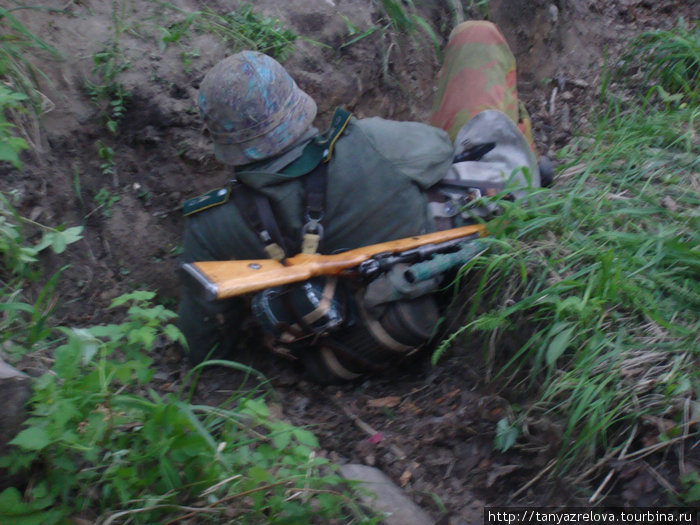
[373,0,441,58]
[0,6,58,111]
[622,18,699,105]
[0,86,29,168]
[155,4,297,61]
[0,191,83,359]
[436,22,700,481]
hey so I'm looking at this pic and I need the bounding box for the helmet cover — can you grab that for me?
[198,51,317,165]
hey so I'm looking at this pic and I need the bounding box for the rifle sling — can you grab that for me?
[230,183,290,259]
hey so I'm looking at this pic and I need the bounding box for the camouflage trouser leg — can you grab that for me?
[430,21,536,153]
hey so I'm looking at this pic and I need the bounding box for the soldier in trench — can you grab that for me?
[178,21,548,382]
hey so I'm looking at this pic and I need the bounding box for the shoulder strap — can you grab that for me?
[300,107,352,254]
[300,161,329,254]
[230,183,288,260]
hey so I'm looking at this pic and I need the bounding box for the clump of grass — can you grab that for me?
[154,3,297,61]
[0,85,29,168]
[0,7,59,154]
[622,18,699,105]
[436,22,700,489]
[0,6,58,111]
[373,0,441,58]
[85,3,297,133]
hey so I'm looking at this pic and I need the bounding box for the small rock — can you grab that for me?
[340,464,433,525]
[0,362,32,490]
[549,4,559,23]
[168,191,182,203]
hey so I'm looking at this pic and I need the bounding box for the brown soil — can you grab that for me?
[3,0,698,522]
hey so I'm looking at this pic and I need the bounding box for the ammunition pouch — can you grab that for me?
[251,277,346,345]
[298,294,440,383]
[251,271,441,383]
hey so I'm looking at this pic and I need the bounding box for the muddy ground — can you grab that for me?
[3,0,699,522]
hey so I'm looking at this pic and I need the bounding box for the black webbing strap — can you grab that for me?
[453,142,495,163]
[304,163,327,222]
[300,107,352,254]
[254,192,289,256]
[441,141,507,197]
[230,183,288,260]
[301,161,329,243]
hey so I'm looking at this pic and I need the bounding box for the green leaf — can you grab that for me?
[271,428,291,450]
[546,325,576,366]
[292,428,319,448]
[110,291,155,308]
[54,227,83,252]
[0,484,63,524]
[50,232,66,254]
[0,140,27,169]
[9,426,51,451]
[247,465,273,483]
[87,324,122,339]
[0,487,26,514]
[32,232,54,253]
[494,418,519,452]
[53,339,81,380]
[0,302,34,313]
[127,325,156,348]
[241,398,269,419]
[163,323,185,345]
[70,328,100,364]
[681,472,700,502]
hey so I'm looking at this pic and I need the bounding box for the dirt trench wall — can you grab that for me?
[1,0,447,320]
[3,0,672,321]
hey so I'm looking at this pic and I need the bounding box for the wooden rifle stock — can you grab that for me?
[182,223,485,300]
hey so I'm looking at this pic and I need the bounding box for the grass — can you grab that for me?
[437,21,700,494]
[622,17,699,106]
[0,6,58,111]
[372,0,441,59]
[157,4,297,61]
[0,6,59,154]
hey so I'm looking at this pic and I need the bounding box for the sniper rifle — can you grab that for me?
[181,223,486,301]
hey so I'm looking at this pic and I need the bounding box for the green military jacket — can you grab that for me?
[179,114,454,362]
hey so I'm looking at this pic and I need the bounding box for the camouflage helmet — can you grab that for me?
[198,51,317,166]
